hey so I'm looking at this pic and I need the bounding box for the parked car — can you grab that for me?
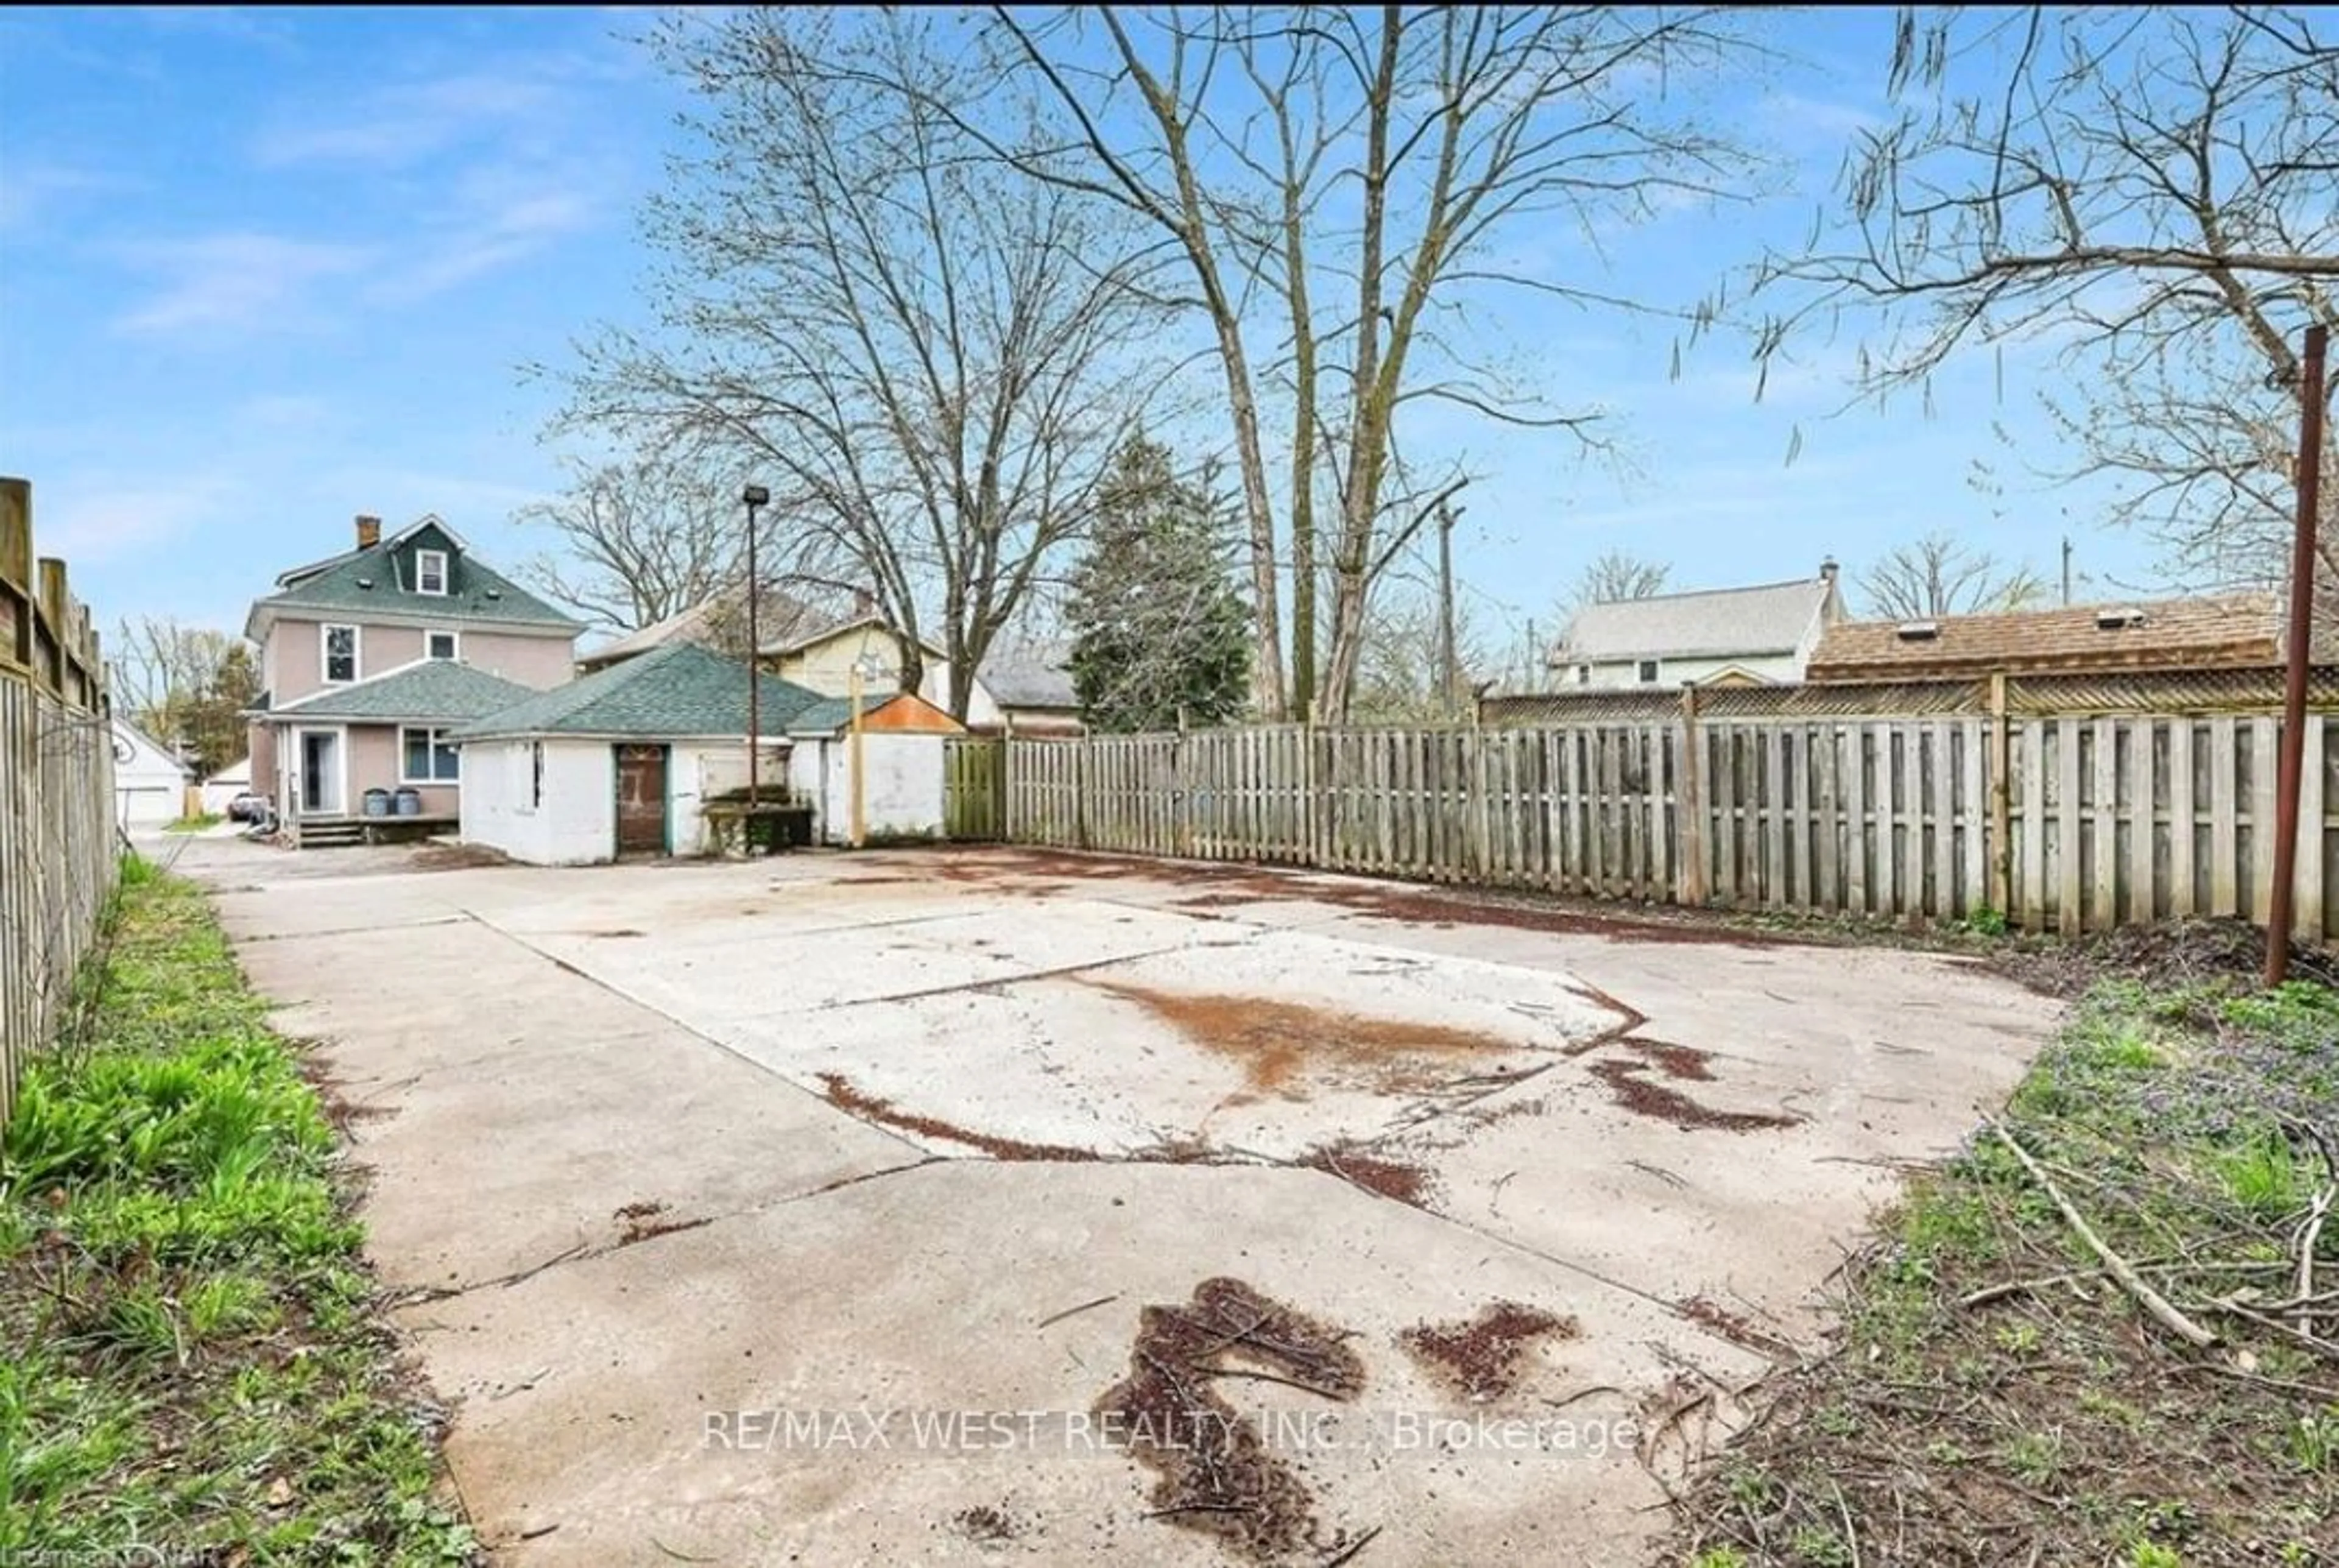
[227,791,270,823]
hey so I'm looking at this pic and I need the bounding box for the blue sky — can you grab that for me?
[2,6,2152,654]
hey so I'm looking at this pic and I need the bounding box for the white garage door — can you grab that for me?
[118,786,178,828]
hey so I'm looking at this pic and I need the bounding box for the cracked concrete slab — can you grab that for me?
[400,1160,1762,1567]
[168,837,2059,1567]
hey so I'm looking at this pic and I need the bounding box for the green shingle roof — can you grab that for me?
[267,660,539,724]
[786,694,888,733]
[451,643,840,741]
[252,519,579,630]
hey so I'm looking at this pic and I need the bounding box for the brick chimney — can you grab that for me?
[355,514,383,549]
[853,587,875,620]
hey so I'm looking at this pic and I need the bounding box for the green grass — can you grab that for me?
[1667,969,2339,1566]
[0,856,476,1563]
[162,813,224,833]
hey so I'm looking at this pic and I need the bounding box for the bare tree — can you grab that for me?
[1347,577,1496,724]
[1857,531,2047,620]
[108,617,256,775]
[548,10,1160,718]
[515,448,744,634]
[907,7,1755,722]
[1756,7,2338,595]
[1565,548,1671,610]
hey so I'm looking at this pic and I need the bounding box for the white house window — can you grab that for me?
[531,741,545,808]
[323,624,358,683]
[400,726,459,783]
[1637,659,1660,684]
[417,549,449,596]
[1574,664,1591,685]
[426,629,459,660]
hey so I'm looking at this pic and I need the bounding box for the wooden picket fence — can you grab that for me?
[962,704,2339,939]
[1,478,119,1120]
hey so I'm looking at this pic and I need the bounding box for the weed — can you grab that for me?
[2214,1133,2304,1221]
[2288,1407,2339,1474]
[1787,1525,1852,1566]
[1960,905,2009,938]
[1692,1550,1751,1568]
[2128,1543,2182,1568]
[0,872,476,1561]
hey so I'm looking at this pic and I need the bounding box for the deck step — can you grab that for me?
[296,818,367,848]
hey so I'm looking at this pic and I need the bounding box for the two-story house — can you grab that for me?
[1550,562,1844,689]
[244,514,581,838]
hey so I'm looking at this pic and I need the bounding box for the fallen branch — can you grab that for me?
[2284,1116,2339,1340]
[1988,1118,2217,1349]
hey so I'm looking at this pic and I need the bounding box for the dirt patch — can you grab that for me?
[612,1200,712,1246]
[1673,1294,1792,1358]
[1587,1059,1800,1133]
[1618,1037,1715,1081]
[407,841,511,871]
[1991,913,2339,997]
[1087,980,1520,1095]
[309,1073,396,1138]
[1097,1277,1366,1563]
[951,1504,1020,1543]
[922,846,1838,950]
[1400,1302,1579,1402]
[816,1073,1100,1162]
[1304,1144,1437,1206]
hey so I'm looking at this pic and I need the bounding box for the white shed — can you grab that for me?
[450,643,957,864]
[111,719,191,829]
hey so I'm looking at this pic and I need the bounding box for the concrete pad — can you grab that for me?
[172,838,2059,1566]
[405,1161,1762,1566]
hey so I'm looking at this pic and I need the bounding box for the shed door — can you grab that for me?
[614,744,669,857]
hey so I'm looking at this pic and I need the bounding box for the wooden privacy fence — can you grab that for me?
[976,705,2339,939]
[943,736,1004,840]
[1,478,119,1120]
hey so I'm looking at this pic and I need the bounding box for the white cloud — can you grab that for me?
[41,478,233,563]
[252,72,566,167]
[0,163,124,235]
[114,232,373,335]
[374,187,597,302]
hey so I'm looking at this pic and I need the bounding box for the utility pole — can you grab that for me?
[1438,500,1462,721]
[2061,537,2073,606]
[741,484,770,813]
[2268,322,2327,986]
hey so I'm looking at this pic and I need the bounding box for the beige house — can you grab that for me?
[577,589,1085,734]
[243,514,582,842]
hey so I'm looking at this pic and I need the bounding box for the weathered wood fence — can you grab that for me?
[953,700,2339,939]
[1,478,119,1119]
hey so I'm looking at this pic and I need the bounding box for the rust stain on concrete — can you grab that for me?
[1085,979,1518,1095]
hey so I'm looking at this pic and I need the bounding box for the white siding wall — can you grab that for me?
[1567,651,1804,690]
[799,732,947,843]
[460,738,615,864]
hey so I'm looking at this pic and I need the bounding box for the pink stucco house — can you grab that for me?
[243,514,581,844]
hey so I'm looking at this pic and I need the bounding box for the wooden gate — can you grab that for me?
[944,737,1004,840]
[615,744,669,856]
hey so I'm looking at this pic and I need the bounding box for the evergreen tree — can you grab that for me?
[1067,436,1251,733]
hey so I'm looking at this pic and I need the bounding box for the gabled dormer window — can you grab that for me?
[416,549,449,596]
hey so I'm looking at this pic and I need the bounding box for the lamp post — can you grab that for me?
[848,651,878,848]
[741,484,770,813]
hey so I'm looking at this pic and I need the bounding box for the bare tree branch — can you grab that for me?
[544,10,1162,718]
